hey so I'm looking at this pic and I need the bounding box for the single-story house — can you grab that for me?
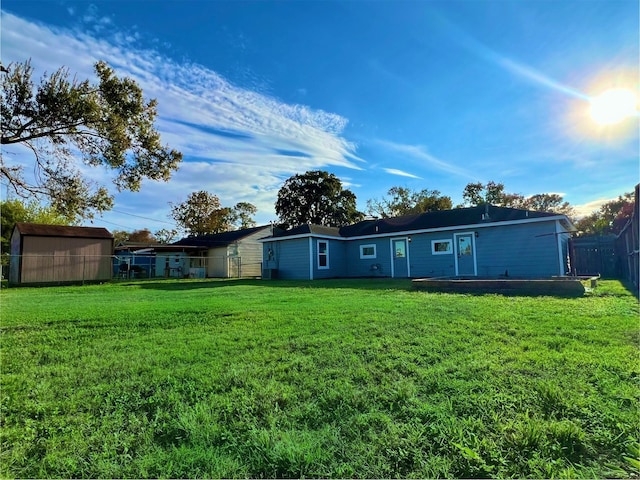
[173,225,272,278]
[9,223,113,284]
[259,205,576,280]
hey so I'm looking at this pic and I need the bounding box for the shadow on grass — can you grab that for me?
[122,277,602,297]
[126,277,415,292]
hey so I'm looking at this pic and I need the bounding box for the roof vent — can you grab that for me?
[482,204,490,221]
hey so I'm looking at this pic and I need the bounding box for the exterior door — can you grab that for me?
[455,233,476,276]
[391,238,409,278]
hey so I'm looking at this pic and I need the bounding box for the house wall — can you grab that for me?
[234,229,268,277]
[16,236,112,284]
[263,219,569,281]
[311,238,347,279]
[471,221,562,277]
[264,237,311,279]
[345,238,393,277]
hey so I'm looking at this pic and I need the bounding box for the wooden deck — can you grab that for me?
[412,276,592,296]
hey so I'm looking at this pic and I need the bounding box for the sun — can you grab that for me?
[589,88,638,125]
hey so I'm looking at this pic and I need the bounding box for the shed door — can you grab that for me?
[455,233,476,276]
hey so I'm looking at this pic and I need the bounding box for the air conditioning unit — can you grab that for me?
[262,268,278,279]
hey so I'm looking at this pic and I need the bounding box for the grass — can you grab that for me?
[1,278,638,478]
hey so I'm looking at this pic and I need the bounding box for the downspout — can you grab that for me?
[555,220,565,276]
[309,237,314,280]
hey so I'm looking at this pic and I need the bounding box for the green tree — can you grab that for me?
[1,60,182,220]
[154,228,179,244]
[232,202,257,229]
[170,191,233,237]
[460,182,575,217]
[574,191,634,236]
[520,193,574,217]
[366,186,452,218]
[128,229,156,243]
[275,170,363,229]
[460,181,525,207]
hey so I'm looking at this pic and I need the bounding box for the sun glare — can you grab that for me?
[589,88,638,125]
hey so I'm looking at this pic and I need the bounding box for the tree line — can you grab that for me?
[1,59,634,246]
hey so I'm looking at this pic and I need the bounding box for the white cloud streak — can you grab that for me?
[0,11,364,227]
[382,168,423,179]
[374,139,475,179]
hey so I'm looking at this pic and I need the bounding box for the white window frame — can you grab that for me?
[431,239,453,255]
[359,244,377,259]
[317,240,329,269]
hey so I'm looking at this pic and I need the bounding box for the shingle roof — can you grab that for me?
[270,205,568,239]
[14,223,112,239]
[172,225,271,247]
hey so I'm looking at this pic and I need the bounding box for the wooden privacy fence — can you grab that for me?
[569,235,617,278]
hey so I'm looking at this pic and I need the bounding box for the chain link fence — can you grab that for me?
[3,254,263,285]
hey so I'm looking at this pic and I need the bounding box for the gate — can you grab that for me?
[570,235,617,278]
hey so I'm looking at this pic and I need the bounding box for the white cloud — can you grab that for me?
[0,11,365,228]
[374,139,475,179]
[382,168,422,179]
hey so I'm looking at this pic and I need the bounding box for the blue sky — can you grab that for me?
[1,1,638,233]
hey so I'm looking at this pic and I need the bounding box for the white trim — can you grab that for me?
[359,244,377,259]
[308,237,313,280]
[454,232,477,276]
[257,215,574,243]
[317,239,329,270]
[431,239,453,255]
[555,220,564,276]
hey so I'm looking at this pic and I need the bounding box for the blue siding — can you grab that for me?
[263,238,310,279]
[345,238,392,277]
[474,221,561,277]
[312,239,347,279]
[407,233,457,278]
[266,219,570,280]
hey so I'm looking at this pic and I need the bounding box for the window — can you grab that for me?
[317,240,329,269]
[431,239,452,255]
[393,239,406,258]
[360,244,377,259]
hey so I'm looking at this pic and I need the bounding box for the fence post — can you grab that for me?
[82,255,86,285]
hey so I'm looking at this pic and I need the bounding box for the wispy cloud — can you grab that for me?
[433,10,589,102]
[0,11,364,225]
[374,139,475,179]
[382,168,422,179]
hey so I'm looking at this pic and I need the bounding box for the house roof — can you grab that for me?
[269,205,574,240]
[13,222,112,239]
[172,225,271,247]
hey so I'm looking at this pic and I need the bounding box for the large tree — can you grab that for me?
[520,193,574,217]
[275,170,363,229]
[366,186,452,218]
[574,191,634,236]
[170,191,257,236]
[459,181,574,217]
[1,60,182,220]
[460,181,524,208]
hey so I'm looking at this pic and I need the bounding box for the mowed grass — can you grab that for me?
[1,278,638,478]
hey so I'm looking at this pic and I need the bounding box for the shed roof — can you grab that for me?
[13,222,113,239]
[269,205,573,240]
[172,225,271,247]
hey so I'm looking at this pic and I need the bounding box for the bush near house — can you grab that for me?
[1,279,638,478]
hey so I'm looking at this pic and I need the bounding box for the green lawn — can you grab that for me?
[1,279,638,478]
